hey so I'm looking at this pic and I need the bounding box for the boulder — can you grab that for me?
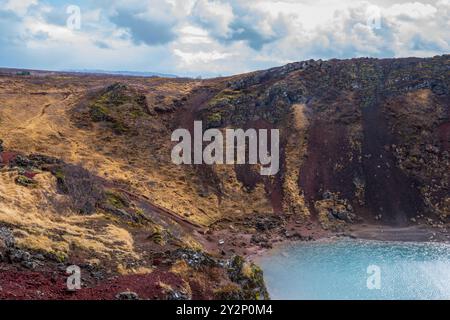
[172,248,217,269]
[0,239,7,261]
[116,291,139,300]
[166,289,190,300]
[0,227,15,247]
[332,209,356,223]
[15,175,37,187]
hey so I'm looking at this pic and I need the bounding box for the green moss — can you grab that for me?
[88,88,128,122]
[49,250,68,263]
[85,83,152,137]
[134,208,145,216]
[90,102,110,122]
[105,88,130,106]
[110,121,129,135]
[228,256,270,300]
[105,190,128,209]
[214,284,244,300]
[130,109,145,118]
[54,168,65,181]
[15,175,37,188]
[149,231,164,245]
[147,226,167,245]
[88,93,112,121]
[206,112,222,126]
[52,168,69,193]
[209,89,242,106]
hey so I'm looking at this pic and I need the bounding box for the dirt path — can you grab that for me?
[117,186,206,232]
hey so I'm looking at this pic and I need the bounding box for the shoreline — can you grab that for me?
[245,223,450,263]
[199,212,450,264]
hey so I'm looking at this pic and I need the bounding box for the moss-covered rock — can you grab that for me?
[206,112,223,127]
[105,190,129,209]
[214,284,245,300]
[228,256,269,300]
[86,83,146,135]
[15,175,37,188]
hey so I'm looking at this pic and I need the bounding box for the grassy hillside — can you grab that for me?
[0,55,448,299]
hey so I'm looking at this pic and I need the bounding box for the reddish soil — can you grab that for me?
[0,267,211,300]
[0,152,18,165]
[437,122,450,151]
[299,119,356,210]
[360,91,425,225]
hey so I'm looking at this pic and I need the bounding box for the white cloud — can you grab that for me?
[0,0,448,77]
[178,25,212,44]
[174,48,233,64]
[4,0,38,15]
[192,0,235,38]
[388,2,437,20]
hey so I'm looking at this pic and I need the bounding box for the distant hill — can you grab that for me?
[0,67,178,78]
[65,69,178,78]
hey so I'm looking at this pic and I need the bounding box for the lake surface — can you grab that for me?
[257,239,450,300]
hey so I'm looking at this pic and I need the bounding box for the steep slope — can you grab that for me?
[0,55,448,299]
[195,55,449,228]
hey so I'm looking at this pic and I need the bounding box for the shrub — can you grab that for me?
[53,164,104,214]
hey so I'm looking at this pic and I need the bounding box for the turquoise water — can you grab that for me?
[257,239,450,300]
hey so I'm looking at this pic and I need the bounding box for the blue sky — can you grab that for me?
[0,0,448,77]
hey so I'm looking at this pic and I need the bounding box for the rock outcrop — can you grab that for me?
[0,55,448,299]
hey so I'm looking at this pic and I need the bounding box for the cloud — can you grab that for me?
[0,0,448,77]
[107,0,185,46]
[192,0,234,38]
[191,0,293,50]
[389,2,437,20]
[94,40,111,49]
[226,12,291,50]
[3,0,38,16]
[251,1,447,62]
[110,9,176,45]
[174,48,233,64]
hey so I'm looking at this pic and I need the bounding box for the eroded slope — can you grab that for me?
[0,55,448,299]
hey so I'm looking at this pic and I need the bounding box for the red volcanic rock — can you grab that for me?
[0,152,18,166]
[0,269,210,300]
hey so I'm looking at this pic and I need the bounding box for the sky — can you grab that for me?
[0,0,448,77]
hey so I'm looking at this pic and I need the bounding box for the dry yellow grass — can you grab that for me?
[117,264,153,275]
[0,170,138,260]
[170,260,190,277]
[0,75,282,265]
[0,76,278,233]
[282,104,310,217]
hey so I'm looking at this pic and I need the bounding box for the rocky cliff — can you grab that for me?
[0,55,448,299]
